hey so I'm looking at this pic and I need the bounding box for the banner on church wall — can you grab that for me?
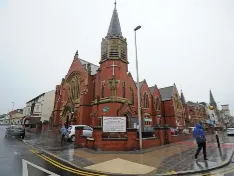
[103,117,126,133]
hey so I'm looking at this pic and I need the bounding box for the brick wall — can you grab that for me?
[142,137,160,149]
[171,134,192,143]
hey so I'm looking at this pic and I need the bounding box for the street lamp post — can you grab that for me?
[134,25,142,150]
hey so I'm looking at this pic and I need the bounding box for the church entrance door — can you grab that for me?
[123,113,131,129]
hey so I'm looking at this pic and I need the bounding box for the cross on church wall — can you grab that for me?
[107,61,121,76]
[111,61,117,76]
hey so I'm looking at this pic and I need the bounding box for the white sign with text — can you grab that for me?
[103,116,126,132]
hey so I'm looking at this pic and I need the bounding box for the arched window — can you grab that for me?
[122,82,125,98]
[155,97,160,110]
[144,93,149,108]
[93,81,96,101]
[130,88,134,105]
[101,86,104,98]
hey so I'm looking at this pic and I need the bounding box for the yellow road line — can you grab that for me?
[222,165,234,174]
[199,164,234,176]
[30,149,105,176]
[166,171,172,175]
[31,150,104,176]
[171,170,176,174]
[41,153,104,175]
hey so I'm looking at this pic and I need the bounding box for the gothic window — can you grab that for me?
[101,86,104,98]
[156,97,160,110]
[92,81,95,101]
[174,94,181,110]
[144,93,149,108]
[101,81,105,98]
[67,74,80,103]
[130,88,134,105]
[122,82,125,98]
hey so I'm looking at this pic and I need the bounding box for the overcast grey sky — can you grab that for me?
[0,0,233,114]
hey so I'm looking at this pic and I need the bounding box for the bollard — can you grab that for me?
[215,131,221,148]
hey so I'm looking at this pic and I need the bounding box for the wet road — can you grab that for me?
[0,126,103,176]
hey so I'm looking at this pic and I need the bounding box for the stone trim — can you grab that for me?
[138,137,159,140]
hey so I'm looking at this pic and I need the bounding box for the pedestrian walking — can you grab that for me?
[60,123,68,145]
[193,123,208,160]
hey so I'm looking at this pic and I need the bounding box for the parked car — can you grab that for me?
[5,125,25,139]
[170,128,179,135]
[183,128,190,134]
[188,127,195,133]
[227,127,234,136]
[67,125,93,142]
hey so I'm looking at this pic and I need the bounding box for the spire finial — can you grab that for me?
[114,0,117,9]
[107,0,122,37]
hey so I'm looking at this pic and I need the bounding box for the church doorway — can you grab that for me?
[123,113,131,129]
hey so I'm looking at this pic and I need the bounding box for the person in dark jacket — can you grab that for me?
[193,123,208,160]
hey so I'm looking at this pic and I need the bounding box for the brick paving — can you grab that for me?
[24,132,234,175]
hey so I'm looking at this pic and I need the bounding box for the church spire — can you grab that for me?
[100,1,128,64]
[180,90,186,105]
[107,0,122,38]
[210,90,217,109]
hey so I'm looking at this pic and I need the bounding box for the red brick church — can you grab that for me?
[51,4,185,132]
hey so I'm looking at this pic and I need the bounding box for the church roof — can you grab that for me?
[134,81,144,90]
[80,59,99,75]
[159,86,174,101]
[107,3,122,37]
[187,101,197,106]
[149,87,155,94]
[149,85,158,94]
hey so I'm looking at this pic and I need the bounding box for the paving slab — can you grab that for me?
[23,132,234,176]
[85,158,156,175]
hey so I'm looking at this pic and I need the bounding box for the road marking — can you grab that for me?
[171,170,176,174]
[22,159,59,176]
[30,149,105,176]
[166,171,172,175]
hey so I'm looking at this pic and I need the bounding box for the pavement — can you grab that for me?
[0,125,103,176]
[22,130,234,176]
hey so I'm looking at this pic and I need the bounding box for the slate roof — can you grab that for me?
[149,86,155,94]
[107,4,122,37]
[149,85,158,95]
[80,59,99,75]
[187,101,197,106]
[159,86,174,101]
[134,81,144,90]
[187,101,205,108]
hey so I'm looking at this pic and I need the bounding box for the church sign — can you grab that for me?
[103,117,126,133]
